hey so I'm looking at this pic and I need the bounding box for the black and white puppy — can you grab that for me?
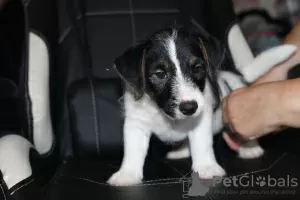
[108,26,297,186]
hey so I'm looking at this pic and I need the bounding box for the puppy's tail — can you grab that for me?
[238,45,297,83]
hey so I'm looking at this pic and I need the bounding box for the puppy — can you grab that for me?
[108,26,297,186]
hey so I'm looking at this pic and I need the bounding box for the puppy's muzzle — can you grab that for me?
[179,101,198,116]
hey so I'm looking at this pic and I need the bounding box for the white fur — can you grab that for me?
[163,45,297,161]
[108,81,224,186]
[108,34,223,186]
[212,71,247,134]
[166,147,190,159]
[166,32,204,120]
[108,27,297,186]
[241,45,297,82]
[166,32,181,79]
[238,140,264,159]
[228,24,254,70]
[211,45,296,134]
[225,26,296,160]
[219,71,246,91]
[166,141,190,159]
[188,84,225,178]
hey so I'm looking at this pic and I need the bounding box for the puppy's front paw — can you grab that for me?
[238,145,264,159]
[194,163,226,179]
[107,170,142,186]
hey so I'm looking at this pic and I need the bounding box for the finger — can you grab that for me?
[223,124,249,144]
[222,97,229,124]
[272,126,287,134]
[222,97,235,131]
[223,132,240,151]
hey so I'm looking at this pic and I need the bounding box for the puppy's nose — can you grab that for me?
[179,101,198,116]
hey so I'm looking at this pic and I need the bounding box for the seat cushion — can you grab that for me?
[43,133,300,200]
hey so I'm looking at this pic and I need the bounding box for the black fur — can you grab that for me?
[114,43,148,99]
[114,25,225,118]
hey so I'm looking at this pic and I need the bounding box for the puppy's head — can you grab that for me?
[114,26,223,120]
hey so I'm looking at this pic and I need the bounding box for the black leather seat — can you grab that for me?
[1,0,300,200]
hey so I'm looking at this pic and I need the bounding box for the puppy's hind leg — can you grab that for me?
[166,141,190,160]
[238,140,264,159]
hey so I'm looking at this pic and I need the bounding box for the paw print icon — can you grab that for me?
[256,176,266,187]
[187,172,212,197]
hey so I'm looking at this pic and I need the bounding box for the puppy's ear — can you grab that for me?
[193,27,225,107]
[114,43,147,99]
[197,37,225,70]
[189,19,225,69]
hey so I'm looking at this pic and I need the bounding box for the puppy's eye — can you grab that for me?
[153,69,167,79]
[192,63,205,74]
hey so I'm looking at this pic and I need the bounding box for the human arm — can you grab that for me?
[222,21,300,150]
[223,78,300,139]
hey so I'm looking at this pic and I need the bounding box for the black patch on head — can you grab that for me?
[145,27,178,117]
[189,25,225,107]
[171,25,224,107]
[173,28,208,92]
[114,24,224,117]
[114,43,148,99]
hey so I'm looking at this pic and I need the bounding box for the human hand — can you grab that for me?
[222,82,286,151]
[222,21,300,151]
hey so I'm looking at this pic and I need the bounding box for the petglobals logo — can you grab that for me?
[182,172,299,198]
[223,175,298,188]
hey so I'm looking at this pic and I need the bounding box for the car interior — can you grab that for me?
[1,0,300,199]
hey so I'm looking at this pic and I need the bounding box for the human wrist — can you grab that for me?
[259,82,287,129]
[273,49,300,76]
[278,78,300,127]
[247,81,287,129]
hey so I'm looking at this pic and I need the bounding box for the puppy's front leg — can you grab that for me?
[108,118,151,186]
[189,104,225,179]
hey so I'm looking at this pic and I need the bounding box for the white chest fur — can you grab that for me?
[124,92,187,142]
[123,82,215,143]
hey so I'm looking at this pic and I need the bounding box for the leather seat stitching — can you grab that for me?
[129,0,137,45]
[58,9,180,44]
[69,175,185,186]
[61,174,190,186]
[89,80,100,155]
[161,160,186,177]
[10,178,35,195]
